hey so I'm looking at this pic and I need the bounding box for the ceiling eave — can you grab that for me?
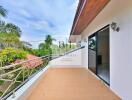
[70,0,110,35]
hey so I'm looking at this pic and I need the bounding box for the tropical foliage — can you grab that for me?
[32,35,54,56]
[0,22,22,37]
[39,35,55,49]
[0,33,21,49]
[0,6,7,17]
[0,48,27,65]
[31,49,50,56]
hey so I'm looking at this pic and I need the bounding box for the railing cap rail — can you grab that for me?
[0,55,50,70]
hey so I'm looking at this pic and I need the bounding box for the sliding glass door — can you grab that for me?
[88,34,97,74]
[88,26,110,85]
[97,27,110,84]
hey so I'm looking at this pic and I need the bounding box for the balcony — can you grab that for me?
[0,47,120,100]
[27,68,120,100]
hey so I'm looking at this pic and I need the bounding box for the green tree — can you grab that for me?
[39,43,46,50]
[0,21,30,49]
[45,35,54,46]
[39,35,54,49]
[0,22,22,37]
[34,35,55,56]
[0,33,32,49]
[0,33,21,49]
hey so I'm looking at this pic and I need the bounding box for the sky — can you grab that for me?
[0,0,78,48]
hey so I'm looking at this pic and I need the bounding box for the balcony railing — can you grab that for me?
[0,46,85,100]
[0,55,52,100]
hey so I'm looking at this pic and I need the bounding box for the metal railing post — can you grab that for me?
[23,68,24,82]
[12,90,15,98]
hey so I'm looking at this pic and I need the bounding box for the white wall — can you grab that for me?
[110,8,132,100]
[81,43,88,69]
[80,0,132,99]
[50,48,85,68]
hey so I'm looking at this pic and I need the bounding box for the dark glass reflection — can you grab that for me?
[97,27,110,84]
[88,26,110,85]
[88,35,96,74]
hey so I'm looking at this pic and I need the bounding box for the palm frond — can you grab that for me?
[0,6,7,17]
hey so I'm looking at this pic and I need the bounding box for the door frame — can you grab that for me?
[88,33,97,74]
[88,24,110,85]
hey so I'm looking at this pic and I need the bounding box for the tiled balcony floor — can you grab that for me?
[27,68,120,100]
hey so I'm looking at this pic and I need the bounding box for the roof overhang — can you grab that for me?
[70,0,110,35]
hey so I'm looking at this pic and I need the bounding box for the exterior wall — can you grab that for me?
[81,44,88,69]
[80,0,132,99]
[50,48,88,68]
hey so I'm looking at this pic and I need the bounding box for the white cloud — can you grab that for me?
[28,20,49,30]
[20,9,32,18]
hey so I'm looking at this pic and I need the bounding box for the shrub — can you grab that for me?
[31,48,52,57]
[0,91,3,96]
[0,80,4,85]
[0,48,27,65]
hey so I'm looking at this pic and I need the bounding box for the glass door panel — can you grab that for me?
[97,27,110,84]
[88,34,97,74]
